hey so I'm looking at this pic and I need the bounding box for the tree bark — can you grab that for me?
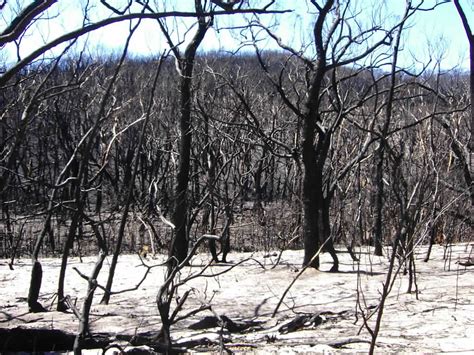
[168,1,211,265]
[170,63,194,264]
[301,0,334,269]
[301,118,322,268]
[373,145,385,256]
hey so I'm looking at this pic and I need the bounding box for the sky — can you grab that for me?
[0,0,472,71]
[398,0,473,70]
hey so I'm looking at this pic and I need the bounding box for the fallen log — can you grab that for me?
[0,327,109,352]
[458,258,474,267]
[278,314,324,334]
[189,315,263,333]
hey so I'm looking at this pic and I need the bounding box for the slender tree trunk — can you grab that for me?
[170,65,194,265]
[373,145,385,256]
[205,142,219,262]
[424,221,437,262]
[100,188,133,305]
[73,250,106,354]
[168,2,211,265]
[56,158,82,311]
[28,192,57,312]
[56,212,80,311]
[221,199,232,263]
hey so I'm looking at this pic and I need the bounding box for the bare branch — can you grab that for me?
[0,0,57,46]
[0,7,290,86]
[100,0,133,15]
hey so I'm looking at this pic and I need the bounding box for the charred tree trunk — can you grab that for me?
[56,212,80,311]
[373,145,385,256]
[27,260,47,312]
[301,121,322,268]
[167,2,211,266]
[301,0,334,269]
[73,250,107,354]
[57,158,82,311]
[169,60,195,265]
